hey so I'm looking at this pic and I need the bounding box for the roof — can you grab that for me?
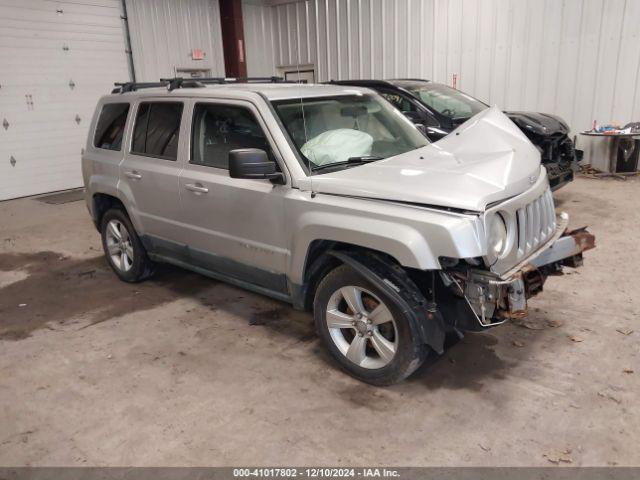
[109,82,374,101]
[209,82,375,100]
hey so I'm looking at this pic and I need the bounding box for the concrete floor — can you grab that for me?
[0,176,638,467]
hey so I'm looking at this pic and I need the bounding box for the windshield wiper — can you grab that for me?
[347,155,383,163]
[311,156,383,172]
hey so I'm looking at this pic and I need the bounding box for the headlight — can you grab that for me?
[488,214,508,259]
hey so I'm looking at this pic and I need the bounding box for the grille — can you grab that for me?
[486,174,559,277]
[515,187,556,260]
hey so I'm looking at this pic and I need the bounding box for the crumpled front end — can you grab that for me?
[435,170,595,331]
[439,223,595,329]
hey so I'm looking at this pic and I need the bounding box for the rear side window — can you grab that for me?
[94,103,130,151]
[191,103,274,169]
[131,102,183,160]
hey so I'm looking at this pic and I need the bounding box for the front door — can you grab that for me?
[178,100,289,293]
[120,100,186,250]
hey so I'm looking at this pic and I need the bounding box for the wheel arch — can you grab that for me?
[92,192,133,232]
[304,246,446,355]
[294,240,412,312]
[290,218,439,286]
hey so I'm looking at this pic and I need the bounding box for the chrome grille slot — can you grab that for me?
[533,198,541,245]
[546,188,557,235]
[517,209,527,256]
[540,193,549,241]
[526,203,534,254]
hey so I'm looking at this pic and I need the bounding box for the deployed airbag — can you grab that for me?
[301,128,373,166]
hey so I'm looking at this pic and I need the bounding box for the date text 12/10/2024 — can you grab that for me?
[233,468,400,478]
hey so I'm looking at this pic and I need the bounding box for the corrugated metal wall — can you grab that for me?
[244,0,278,77]
[0,0,130,200]
[243,0,640,167]
[126,0,225,81]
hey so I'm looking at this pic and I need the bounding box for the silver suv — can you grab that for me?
[82,78,594,385]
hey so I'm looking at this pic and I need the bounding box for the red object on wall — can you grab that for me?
[219,0,247,78]
[192,49,205,60]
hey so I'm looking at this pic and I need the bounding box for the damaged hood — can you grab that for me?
[305,106,543,212]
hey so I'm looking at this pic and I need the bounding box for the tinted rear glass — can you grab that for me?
[131,102,183,160]
[94,103,129,151]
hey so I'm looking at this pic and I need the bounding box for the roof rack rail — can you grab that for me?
[111,81,169,94]
[112,76,305,94]
[190,76,297,84]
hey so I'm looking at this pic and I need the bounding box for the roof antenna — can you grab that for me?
[294,46,314,196]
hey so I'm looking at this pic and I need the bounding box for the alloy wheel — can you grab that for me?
[326,286,398,369]
[105,219,134,272]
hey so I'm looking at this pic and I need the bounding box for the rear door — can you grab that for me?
[177,99,289,293]
[119,99,186,250]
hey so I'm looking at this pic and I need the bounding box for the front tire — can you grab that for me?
[314,264,427,385]
[100,208,155,282]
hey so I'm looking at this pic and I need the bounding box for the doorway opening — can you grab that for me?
[277,65,315,83]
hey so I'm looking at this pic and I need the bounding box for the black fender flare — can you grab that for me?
[328,250,445,354]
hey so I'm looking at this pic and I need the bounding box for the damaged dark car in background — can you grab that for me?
[330,79,581,191]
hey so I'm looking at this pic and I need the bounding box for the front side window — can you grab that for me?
[94,103,130,151]
[131,102,183,160]
[272,94,428,173]
[191,103,273,169]
[408,84,487,120]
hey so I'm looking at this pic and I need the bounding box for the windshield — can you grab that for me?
[271,94,428,173]
[408,84,487,119]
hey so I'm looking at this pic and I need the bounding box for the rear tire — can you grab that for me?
[314,264,427,385]
[100,208,155,283]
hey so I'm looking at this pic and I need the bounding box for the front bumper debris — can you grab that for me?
[443,217,595,328]
[500,226,594,320]
[528,227,595,269]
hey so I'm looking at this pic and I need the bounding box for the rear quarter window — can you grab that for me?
[94,103,130,151]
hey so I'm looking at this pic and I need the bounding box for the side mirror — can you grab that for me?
[228,149,285,184]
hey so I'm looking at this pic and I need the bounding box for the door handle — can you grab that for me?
[185,183,209,194]
[125,171,142,180]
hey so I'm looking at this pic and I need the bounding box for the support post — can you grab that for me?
[219,0,247,78]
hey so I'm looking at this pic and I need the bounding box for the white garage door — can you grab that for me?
[0,0,130,201]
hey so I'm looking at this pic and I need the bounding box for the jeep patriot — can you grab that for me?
[82,78,595,385]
